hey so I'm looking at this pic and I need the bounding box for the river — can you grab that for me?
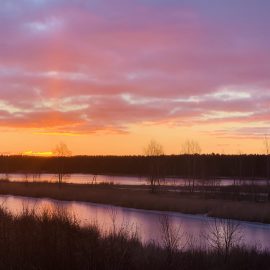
[0,195,269,250]
[0,173,268,186]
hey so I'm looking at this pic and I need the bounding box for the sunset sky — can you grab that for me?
[0,0,269,155]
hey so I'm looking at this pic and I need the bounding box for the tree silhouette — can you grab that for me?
[53,142,72,184]
[263,135,270,200]
[181,139,201,193]
[144,140,164,192]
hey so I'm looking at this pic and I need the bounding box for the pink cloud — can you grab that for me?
[0,0,269,137]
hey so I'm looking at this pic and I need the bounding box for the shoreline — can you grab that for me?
[0,181,270,224]
[2,193,270,230]
[1,172,270,181]
[0,204,268,270]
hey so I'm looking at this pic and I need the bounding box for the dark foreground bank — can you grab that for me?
[0,206,269,270]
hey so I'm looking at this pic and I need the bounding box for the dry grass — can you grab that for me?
[0,181,270,223]
[0,205,269,270]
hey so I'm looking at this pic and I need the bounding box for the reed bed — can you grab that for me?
[0,205,269,269]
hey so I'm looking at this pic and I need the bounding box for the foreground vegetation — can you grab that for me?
[0,205,269,270]
[1,181,270,223]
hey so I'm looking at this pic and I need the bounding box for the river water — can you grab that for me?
[0,195,269,250]
[0,173,268,186]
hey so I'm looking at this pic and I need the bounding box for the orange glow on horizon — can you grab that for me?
[22,151,54,157]
[0,121,264,157]
[0,1,268,156]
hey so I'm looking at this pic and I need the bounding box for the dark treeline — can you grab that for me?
[0,154,269,179]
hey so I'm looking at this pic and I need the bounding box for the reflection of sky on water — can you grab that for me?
[1,173,269,187]
[0,195,270,250]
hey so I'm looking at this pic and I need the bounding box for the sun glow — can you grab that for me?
[22,151,54,157]
[0,0,268,155]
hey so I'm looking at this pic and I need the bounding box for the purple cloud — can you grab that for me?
[0,0,269,137]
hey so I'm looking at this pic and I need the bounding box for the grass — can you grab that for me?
[0,205,269,270]
[0,180,270,223]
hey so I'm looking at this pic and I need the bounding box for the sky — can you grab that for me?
[0,0,270,155]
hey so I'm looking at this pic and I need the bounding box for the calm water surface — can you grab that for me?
[0,195,270,250]
[0,173,268,186]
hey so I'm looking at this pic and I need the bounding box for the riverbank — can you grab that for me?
[0,181,270,223]
[0,205,269,270]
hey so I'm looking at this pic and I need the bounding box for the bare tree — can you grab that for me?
[144,140,165,192]
[263,135,270,200]
[53,142,72,184]
[159,215,184,252]
[53,142,72,157]
[107,206,119,235]
[205,218,243,261]
[263,135,270,155]
[263,135,270,181]
[32,172,41,182]
[90,174,98,185]
[107,206,139,241]
[144,140,164,156]
[159,214,185,265]
[181,139,201,155]
[23,172,29,183]
[181,139,201,192]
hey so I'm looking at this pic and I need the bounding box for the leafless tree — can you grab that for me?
[32,173,41,182]
[181,139,201,192]
[107,206,118,235]
[54,142,72,157]
[263,135,270,155]
[144,140,164,156]
[23,172,29,183]
[144,140,165,192]
[263,135,270,200]
[53,142,72,184]
[159,215,184,252]
[263,135,270,183]
[205,218,243,261]
[107,207,139,241]
[90,174,98,185]
[181,139,202,155]
[159,214,185,265]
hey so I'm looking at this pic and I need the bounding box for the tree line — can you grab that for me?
[0,154,269,179]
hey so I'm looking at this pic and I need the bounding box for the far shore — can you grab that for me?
[0,180,270,224]
[1,172,270,182]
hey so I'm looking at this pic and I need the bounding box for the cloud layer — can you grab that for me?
[0,0,270,139]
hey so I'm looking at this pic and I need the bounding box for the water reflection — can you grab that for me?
[0,195,270,250]
[1,173,269,186]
